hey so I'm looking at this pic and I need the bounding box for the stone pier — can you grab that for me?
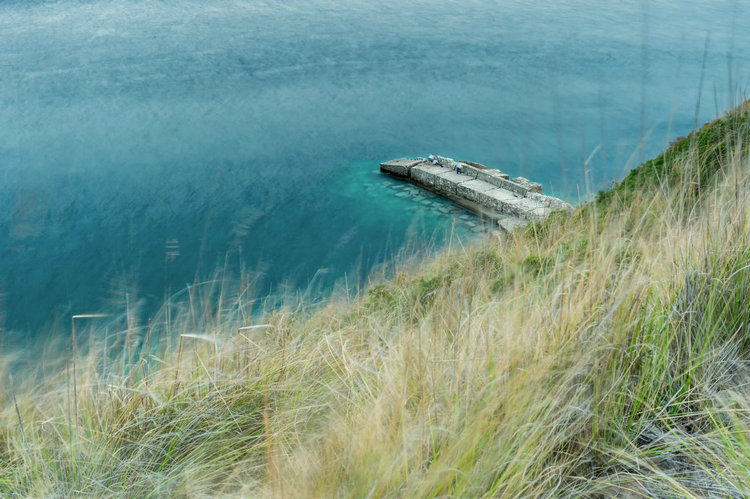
[380,156,571,231]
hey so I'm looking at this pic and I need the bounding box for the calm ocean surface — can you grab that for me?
[1,0,748,337]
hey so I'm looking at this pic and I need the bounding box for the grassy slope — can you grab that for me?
[2,101,750,497]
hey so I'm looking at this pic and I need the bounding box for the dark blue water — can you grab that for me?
[1,0,748,336]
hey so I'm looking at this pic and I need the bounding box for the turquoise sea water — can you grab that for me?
[1,0,748,337]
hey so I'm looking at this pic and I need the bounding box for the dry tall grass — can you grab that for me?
[2,103,750,497]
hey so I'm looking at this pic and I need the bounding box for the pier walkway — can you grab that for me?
[380,156,571,231]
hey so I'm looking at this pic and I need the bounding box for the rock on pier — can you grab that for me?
[380,156,571,231]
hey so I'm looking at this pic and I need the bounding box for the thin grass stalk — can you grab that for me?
[71,316,78,425]
[9,374,25,445]
[171,335,184,399]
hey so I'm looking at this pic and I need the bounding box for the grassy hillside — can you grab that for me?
[2,101,750,497]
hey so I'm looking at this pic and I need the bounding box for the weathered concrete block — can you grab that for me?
[433,175,455,195]
[527,192,573,211]
[473,169,493,184]
[512,176,542,194]
[456,179,496,202]
[500,196,548,220]
[495,177,529,196]
[380,158,424,178]
[434,155,457,169]
[462,164,482,179]
[475,170,527,195]
[434,171,467,195]
[460,160,489,170]
[411,164,437,187]
[475,169,509,184]
[477,188,515,212]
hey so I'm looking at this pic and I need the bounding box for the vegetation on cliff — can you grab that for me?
[1,101,750,496]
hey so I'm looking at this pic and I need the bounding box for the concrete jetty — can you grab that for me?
[380,156,571,231]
